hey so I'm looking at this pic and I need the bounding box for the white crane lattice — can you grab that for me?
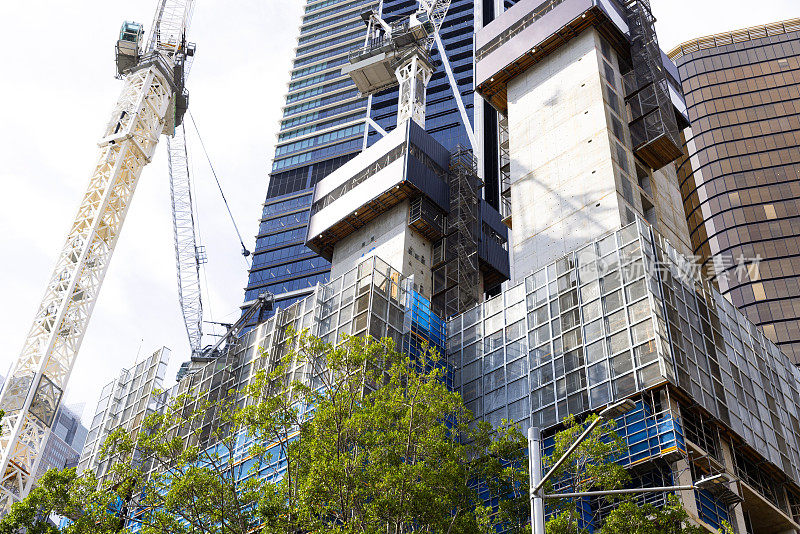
[0,0,195,511]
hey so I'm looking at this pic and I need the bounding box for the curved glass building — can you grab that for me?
[671,19,800,362]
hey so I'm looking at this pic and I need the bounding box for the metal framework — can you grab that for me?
[417,0,449,52]
[0,0,194,511]
[432,147,481,318]
[497,113,511,225]
[168,123,205,356]
[348,0,475,147]
[344,0,452,129]
[146,0,195,56]
[395,50,435,128]
[0,66,172,509]
[361,2,384,150]
[622,0,681,170]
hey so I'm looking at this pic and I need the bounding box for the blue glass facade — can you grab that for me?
[243,0,490,320]
[242,0,378,317]
[367,0,476,152]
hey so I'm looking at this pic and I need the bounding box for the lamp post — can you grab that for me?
[528,426,544,532]
[527,399,720,534]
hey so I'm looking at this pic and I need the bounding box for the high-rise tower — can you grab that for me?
[242,0,499,320]
[475,0,693,280]
[241,0,376,316]
[469,2,800,530]
[670,19,800,363]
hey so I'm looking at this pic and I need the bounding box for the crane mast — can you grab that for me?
[0,0,195,511]
[168,122,205,357]
[343,0,452,128]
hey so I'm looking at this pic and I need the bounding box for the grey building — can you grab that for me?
[77,348,169,479]
[467,0,800,531]
[35,404,88,480]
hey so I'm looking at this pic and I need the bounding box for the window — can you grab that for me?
[752,282,766,300]
[275,123,364,157]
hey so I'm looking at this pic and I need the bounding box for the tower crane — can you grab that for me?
[0,0,196,510]
[344,0,474,148]
[169,122,206,359]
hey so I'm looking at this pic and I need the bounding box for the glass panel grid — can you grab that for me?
[446,220,800,487]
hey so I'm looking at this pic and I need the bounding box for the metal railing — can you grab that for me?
[668,18,800,61]
[347,19,412,61]
[474,0,568,63]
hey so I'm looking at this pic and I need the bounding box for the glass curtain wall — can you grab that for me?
[243,0,378,319]
[672,24,800,362]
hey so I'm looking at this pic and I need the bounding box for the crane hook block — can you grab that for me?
[116,21,143,77]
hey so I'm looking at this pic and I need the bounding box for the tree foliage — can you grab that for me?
[0,468,123,534]
[599,495,705,534]
[0,332,728,534]
[542,415,706,534]
[0,333,527,533]
[251,333,529,534]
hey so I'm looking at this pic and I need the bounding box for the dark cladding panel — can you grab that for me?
[481,198,508,242]
[408,120,451,169]
[405,157,450,210]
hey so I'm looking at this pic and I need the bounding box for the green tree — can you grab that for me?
[0,333,528,533]
[599,495,704,534]
[0,332,726,534]
[245,332,530,534]
[0,387,272,533]
[0,468,123,534]
[541,415,706,534]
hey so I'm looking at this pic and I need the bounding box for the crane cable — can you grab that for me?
[187,110,252,267]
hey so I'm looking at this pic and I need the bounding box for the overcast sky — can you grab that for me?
[0,1,797,425]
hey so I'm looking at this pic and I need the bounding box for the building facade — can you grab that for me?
[242,0,503,320]
[77,348,169,478]
[35,404,88,480]
[305,119,509,319]
[80,2,800,533]
[241,0,375,316]
[105,231,800,532]
[447,219,800,532]
[470,0,800,530]
[669,19,800,363]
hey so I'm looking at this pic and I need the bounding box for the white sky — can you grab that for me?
[0,1,797,425]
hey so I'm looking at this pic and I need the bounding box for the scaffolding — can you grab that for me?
[540,389,689,530]
[409,196,446,241]
[592,463,676,526]
[432,147,482,318]
[498,114,512,227]
[622,0,682,170]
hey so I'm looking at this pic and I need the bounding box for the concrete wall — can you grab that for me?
[329,202,433,298]
[506,28,623,281]
[504,27,693,282]
[652,163,693,257]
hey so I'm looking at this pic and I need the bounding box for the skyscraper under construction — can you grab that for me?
[241,0,505,320]
[80,2,800,532]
